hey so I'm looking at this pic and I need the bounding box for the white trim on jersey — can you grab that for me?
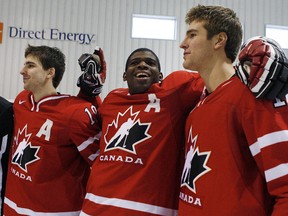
[88,149,100,161]
[265,163,288,182]
[249,130,288,156]
[31,95,70,112]
[83,193,178,216]
[4,198,80,216]
[78,132,101,152]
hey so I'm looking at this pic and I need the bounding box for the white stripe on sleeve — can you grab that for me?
[78,132,101,152]
[265,163,288,182]
[249,130,288,156]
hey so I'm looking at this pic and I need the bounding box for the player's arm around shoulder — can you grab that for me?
[162,70,199,84]
[159,70,202,94]
[257,97,288,215]
[65,97,101,166]
[237,91,288,215]
[160,70,204,109]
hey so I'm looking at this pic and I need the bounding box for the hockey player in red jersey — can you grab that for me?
[179,5,288,215]
[79,48,204,216]
[78,39,288,215]
[3,45,101,215]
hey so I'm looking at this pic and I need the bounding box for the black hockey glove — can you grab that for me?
[77,48,106,97]
[235,36,288,99]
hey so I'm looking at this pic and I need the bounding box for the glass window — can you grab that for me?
[265,25,288,49]
[132,14,177,40]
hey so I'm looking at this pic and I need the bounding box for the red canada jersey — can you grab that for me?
[4,90,101,215]
[81,71,204,216]
[179,76,288,216]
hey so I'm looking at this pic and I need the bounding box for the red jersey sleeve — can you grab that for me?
[67,99,101,166]
[77,90,102,108]
[240,97,288,215]
[155,70,204,114]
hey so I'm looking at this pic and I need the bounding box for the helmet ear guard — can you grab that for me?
[235,36,288,99]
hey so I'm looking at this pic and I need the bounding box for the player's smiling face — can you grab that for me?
[20,55,52,94]
[123,51,163,95]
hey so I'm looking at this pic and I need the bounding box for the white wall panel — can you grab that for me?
[0,0,287,101]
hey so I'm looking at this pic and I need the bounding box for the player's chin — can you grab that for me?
[23,83,31,91]
[131,84,151,94]
[183,61,195,71]
[182,61,188,69]
[23,83,27,89]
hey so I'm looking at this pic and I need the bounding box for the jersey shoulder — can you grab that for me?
[102,88,129,103]
[221,77,288,113]
[166,70,200,79]
[57,94,92,107]
[108,88,129,95]
[160,70,202,89]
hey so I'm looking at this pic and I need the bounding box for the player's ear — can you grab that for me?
[47,68,55,79]
[214,32,227,48]
[159,72,163,82]
[123,72,127,81]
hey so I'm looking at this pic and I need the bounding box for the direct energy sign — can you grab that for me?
[8,26,95,45]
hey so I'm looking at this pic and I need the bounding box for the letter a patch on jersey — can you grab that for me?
[104,106,151,154]
[12,125,40,172]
